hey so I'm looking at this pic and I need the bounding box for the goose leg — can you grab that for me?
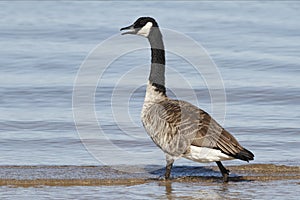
[165,155,174,180]
[216,161,230,182]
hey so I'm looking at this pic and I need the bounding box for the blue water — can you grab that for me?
[1,180,299,200]
[0,1,300,169]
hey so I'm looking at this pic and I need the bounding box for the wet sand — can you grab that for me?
[1,164,299,187]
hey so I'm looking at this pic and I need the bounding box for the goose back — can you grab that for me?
[142,98,254,161]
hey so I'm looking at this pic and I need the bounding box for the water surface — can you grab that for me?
[0,1,299,199]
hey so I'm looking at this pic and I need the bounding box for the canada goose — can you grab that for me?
[120,17,254,182]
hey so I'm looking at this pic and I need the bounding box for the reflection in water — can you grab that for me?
[160,181,229,200]
[0,179,297,199]
[164,181,172,200]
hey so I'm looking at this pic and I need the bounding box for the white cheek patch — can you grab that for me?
[137,22,153,37]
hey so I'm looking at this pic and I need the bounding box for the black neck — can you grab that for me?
[148,28,166,95]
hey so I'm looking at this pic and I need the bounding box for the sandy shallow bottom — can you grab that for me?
[0,164,299,199]
[0,164,299,186]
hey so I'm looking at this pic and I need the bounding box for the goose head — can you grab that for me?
[120,17,159,38]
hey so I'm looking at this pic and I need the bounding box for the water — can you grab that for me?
[1,180,299,200]
[0,1,299,199]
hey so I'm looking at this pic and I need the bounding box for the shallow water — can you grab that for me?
[0,1,300,199]
[0,180,299,200]
[0,165,299,199]
[0,164,300,199]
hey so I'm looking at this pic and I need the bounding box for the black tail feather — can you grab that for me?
[235,148,254,162]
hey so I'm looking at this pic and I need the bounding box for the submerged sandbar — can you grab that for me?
[0,164,299,187]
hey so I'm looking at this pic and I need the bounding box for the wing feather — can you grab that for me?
[142,99,254,161]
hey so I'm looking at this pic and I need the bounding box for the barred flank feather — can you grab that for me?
[142,99,254,161]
